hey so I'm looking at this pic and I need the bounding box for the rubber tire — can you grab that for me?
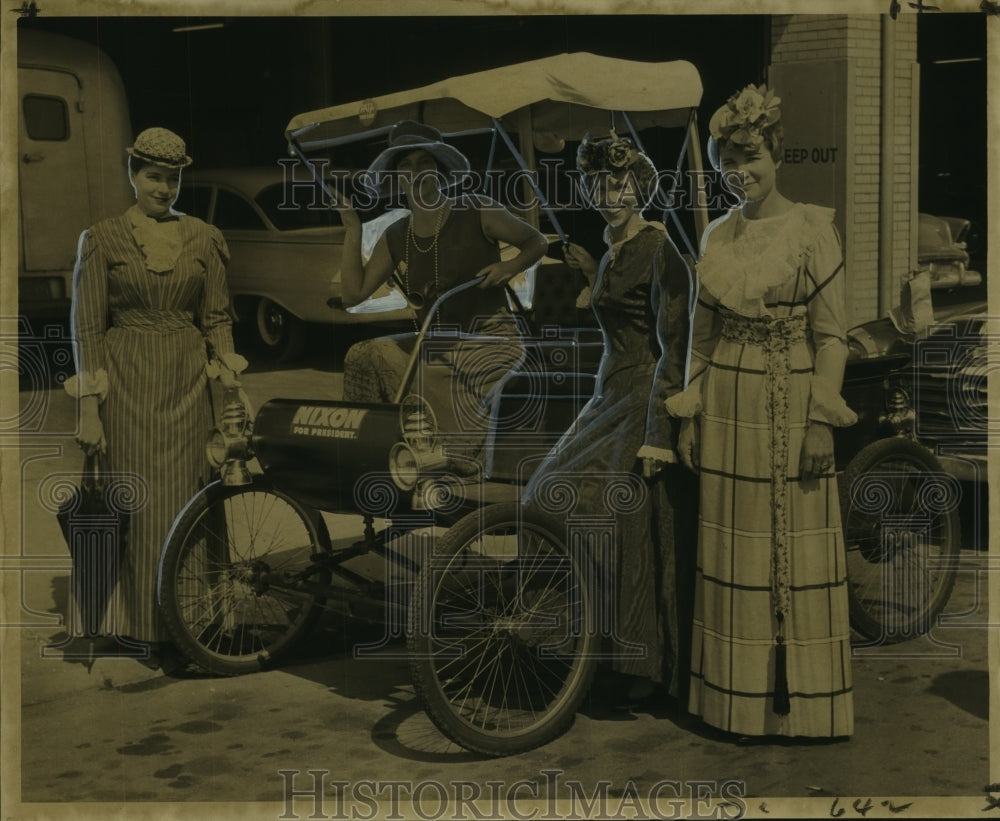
[407,502,598,756]
[158,480,331,675]
[254,297,307,363]
[839,437,961,643]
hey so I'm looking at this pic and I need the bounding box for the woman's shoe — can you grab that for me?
[615,676,660,710]
[628,676,657,701]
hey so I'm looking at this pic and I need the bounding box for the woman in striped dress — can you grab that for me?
[667,85,857,739]
[67,127,245,666]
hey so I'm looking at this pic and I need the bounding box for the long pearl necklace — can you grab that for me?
[403,204,447,331]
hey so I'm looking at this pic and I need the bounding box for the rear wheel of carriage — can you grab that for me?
[839,437,961,644]
[407,502,597,756]
[158,481,331,675]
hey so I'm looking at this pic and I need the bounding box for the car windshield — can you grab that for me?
[255,182,343,231]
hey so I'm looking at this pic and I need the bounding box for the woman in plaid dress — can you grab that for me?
[668,86,857,739]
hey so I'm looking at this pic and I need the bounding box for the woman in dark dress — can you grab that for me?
[68,127,245,666]
[522,133,697,704]
[337,120,548,469]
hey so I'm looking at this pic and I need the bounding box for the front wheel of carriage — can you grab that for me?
[838,437,962,644]
[407,502,599,756]
[157,481,332,676]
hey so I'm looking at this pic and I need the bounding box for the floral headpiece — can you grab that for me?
[576,130,642,176]
[708,84,782,151]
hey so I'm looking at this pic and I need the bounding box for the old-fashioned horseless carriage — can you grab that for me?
[155,54,961,756]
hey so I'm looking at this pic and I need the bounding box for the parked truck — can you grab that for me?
[17,27,133,320]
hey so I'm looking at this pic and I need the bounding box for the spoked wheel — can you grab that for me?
[407,502,597,756]
[158,481,331,675]
[839,437,961,644]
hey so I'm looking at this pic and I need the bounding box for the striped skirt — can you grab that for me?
[690,311,853,737]
[75,322,213,642]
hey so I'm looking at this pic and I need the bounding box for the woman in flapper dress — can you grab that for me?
[337,120,548,469]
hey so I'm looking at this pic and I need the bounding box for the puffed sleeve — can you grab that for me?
[199,224,239,363]
[65,228,109,401]
[663,220,723,423]
[639,235,692,461]
[805,223,857,427]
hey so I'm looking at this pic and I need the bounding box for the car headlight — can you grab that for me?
[883,384,912,414]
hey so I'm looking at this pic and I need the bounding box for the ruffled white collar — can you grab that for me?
[127,204,183,273]
[696,203,834,317]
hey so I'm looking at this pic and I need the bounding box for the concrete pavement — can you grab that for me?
[6,337,993,819]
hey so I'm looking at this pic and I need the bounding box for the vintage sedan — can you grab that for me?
[174,167,414,361]
[837,212,987,483]
[832,213,985,643]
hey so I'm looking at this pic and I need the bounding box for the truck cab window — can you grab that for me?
[23,94,69,141]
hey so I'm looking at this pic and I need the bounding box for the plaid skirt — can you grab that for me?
[690,311,853,737]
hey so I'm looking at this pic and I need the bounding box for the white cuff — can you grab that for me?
[637,444,677,464]
[664,387,703,418]
[63,369,108,402]
[206,352,248,379]
[808,380,858,427]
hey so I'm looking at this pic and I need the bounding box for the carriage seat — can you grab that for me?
[483,258,606,481]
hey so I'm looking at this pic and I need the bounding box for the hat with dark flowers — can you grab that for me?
[126,127,193,168]
[575,130,658,205]
[576,131,646,177]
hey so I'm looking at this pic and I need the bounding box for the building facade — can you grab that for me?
[769,14,920,326]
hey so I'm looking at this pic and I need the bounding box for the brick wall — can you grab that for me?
[771,14,918,325]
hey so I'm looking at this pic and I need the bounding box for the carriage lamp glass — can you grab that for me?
[389,440,449,492]
[400,393,438,450]
[206,429,228,468]
[389,442,419,491]
[205,387,254,486]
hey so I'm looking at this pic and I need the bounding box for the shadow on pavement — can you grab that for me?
[927,669,988,721]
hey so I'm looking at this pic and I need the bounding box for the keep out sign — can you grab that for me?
[783,146,839,164]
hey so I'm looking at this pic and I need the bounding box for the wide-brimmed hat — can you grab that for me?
[126,127,193,168]
[362,120,470,196]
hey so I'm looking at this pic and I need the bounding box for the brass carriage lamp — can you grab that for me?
[207,387,253,486]
[388,394,448,492]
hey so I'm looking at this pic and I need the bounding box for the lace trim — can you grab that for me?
[720,311,807,348]
[696,204,835,317]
